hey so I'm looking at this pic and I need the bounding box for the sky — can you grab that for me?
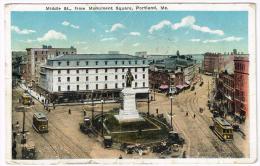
[11,11,248,55]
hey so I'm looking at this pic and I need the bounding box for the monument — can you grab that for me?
[114,69,144,123]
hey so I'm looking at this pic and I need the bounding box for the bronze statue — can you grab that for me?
[125,69,134,87]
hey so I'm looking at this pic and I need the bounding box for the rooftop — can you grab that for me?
[215,117,232,127]
[34,112,47,119]
[50,54,144,61]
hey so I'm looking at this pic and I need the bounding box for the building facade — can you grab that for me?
[203,52,224,74]
[25,45,77,84]
[234,56,249,121]
[39,54,149,103]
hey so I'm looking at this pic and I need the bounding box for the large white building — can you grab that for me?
[39,54,149,103]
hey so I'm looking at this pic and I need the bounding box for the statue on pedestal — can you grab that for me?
[126,69,134,88]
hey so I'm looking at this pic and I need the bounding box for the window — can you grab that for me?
[135,75,137,79]
[86,76,88,81]
[96,69,98,73]
[58,62,61,66]
[67,61,70,66]
[77,77,79,81]
[122,61,125,65]
[58,86,61,91]
[115,61,118,65]
[105,61,108,65]
[105,69,108,73]
[115,68,118,72]
[86,69,88,73]
[67,85,70,91]
[143,60,145,64]
[76,61,80,66]
[76,70,79,74]
[135,60,137,64]
[142,68,145,72]
[66,52,68,54]
[86,84,89,90]
[96,76,98,81]
[105,84,107,89]
[96,84,98,89]
[58,77,61,82]
[143,74,145,79]
[129,61,131,64]
[143,82,145,87]
[77,85,79,91]
[115,75,118,79]
[96,61,98,65]
[85,61,88,65]
[67,77,70,82]
[115,83,118,88]
[122,68,125,72]
[67,70,70,74]
[122,83,125,87]
[58,70,61,74]
[35,58,38,62]
[122,75,124,79]
[135,82,138,87]
[105,76,108,80]
[135,68,137,72]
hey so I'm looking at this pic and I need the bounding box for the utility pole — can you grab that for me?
[147,91,150,115]
[101,99,104,137]
[170,96,173,129]
[91,90,94,124]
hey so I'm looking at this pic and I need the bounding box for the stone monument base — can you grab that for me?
[114,87,144,123]
[114,110,144,123]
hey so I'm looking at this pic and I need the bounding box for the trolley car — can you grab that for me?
[32,112,48,133]
[211,117,233,141]
[21,93,32,105]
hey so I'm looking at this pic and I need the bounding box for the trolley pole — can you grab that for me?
[101,100,104,137]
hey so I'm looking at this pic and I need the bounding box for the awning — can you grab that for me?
[176,85,185,89]
[159,84,169,89]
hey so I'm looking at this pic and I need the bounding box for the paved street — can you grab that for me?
[12,75,247,159]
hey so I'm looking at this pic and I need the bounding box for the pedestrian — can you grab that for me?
[84,111,86,116]
[68,108,71,114]
[182,151,186,158]
[119,154,123,159]
[156,108,159,115]
[12,132,17,139]
[193,114,196,118]
[12,148,17,159]
[15,121,20,132]
[186,112,188,116]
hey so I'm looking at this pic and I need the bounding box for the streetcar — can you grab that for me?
[210,117,233,141]
[21,93,32,105]
[32,112,48,133]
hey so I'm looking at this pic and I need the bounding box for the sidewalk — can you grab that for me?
[19,84,46,105]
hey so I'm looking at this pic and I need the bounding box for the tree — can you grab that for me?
[176,50,180,57]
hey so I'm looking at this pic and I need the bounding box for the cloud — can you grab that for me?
[109,23,125,32]
[133,43,140,47]
[100,37,117,42]
[129,32,141,36]
[149,16,224,36]
[172,16,195,30]
[61,21,80,29]
[11,25,36,35]
[202,36,243,43]
[37,30,67,42]
[75,41,87,45]
[149,20,172,34]
[190,39,201,42]
[91,28,96,32]
[19,39,36,43]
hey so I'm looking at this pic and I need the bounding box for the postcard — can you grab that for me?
[2,1,258,165]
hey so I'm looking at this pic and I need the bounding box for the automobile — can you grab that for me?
[103,136,113,148]
[79,116,92,134]
[168,131,185,145]
[21,141,36,159]
[190,86,195,91]
[232,123,240,132]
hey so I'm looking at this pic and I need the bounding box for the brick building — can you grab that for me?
[203,52,224,74]
[234,56,249,121]
[24,45,77,84]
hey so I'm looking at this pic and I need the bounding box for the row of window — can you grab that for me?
[57,82,146,91]
[58,74,146,82]
[58,60,146,66]
[34,51,74,55]
[57,68,146,74]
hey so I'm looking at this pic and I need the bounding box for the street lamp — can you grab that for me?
[101,99,104,137]
[170,96,173,129]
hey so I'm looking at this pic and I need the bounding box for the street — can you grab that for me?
[12,75,247,159]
